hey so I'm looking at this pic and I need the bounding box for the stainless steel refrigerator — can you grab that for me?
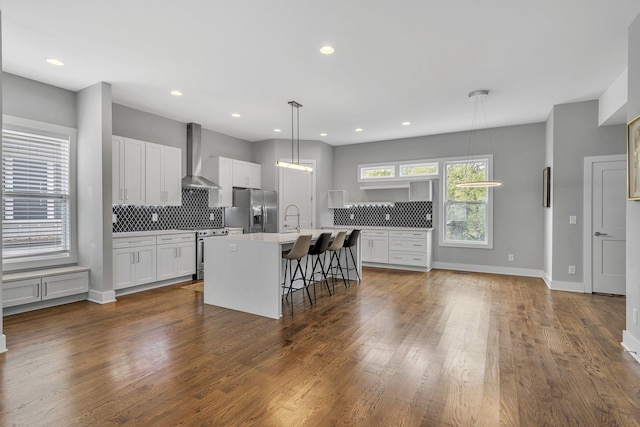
[225,189,278,233]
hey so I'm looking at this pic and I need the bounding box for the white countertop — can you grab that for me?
[322,225,433,231]
[222,229,344,244]
[113,229,197,238]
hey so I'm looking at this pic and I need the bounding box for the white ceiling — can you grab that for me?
[1,0,639,146]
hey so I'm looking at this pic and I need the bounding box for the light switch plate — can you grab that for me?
[112,213,118,223]
[210,213,215,220]
[385,213,390,221]
[568,265,576,274]
[569,215,577,224]
[151,213,158,222]
[508,254,514,261]
[228,244,237,252]
[350,214,355,220]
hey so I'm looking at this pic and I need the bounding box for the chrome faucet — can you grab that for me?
[284,204,301,233]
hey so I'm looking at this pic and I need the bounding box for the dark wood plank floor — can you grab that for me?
[1,268,640,426]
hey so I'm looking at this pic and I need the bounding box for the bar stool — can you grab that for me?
[305,232,332,302]
[325,231,348,292]
[341,229,361,283]
[282,234,312,314]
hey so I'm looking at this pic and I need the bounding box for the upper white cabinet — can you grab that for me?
[409,180,433,201]
[232,159,261,189]
[112,136,145,205]
[208,156,234,207]
[145,142,182,206]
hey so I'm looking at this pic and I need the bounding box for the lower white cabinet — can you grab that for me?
[3,269,90,308]
[113,235,157,290]
[388,230,432,269]
[361,230,389,263]
[156,233,196,280]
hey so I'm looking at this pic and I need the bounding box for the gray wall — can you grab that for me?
[550,101,625,284]
[2,72,76,127]
[113,104,253,177]
[625,13,640,351]
[333,123,545,271]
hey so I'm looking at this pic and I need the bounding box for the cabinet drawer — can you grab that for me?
[3,278,42,308]
[389,251,428,267]
[361,230,388,238]
[156,233,195,244]
[389,230,429,239]
[113,235,157,248]
[389,238,428,252]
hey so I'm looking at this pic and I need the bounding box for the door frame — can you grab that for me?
[277,158,317,232]
[582,154,626,293]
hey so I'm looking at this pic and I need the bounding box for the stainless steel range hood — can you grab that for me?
[182,123,221,190]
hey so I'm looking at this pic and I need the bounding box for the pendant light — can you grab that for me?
[456,90,502,188]
[276,100,313,172]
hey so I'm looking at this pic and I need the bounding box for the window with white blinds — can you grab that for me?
[2,128,71,260]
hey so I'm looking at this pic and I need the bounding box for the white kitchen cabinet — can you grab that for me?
[208,156,234,207]
[409,180,433,201]
[3,269,90,308]
[389,230,432,269]
[156,233,196,280]
[361,230,389,263]
[328,190,347,208]
[232,159,261,189]
[112,136,145,205]
[113,235,157,290]
[227,228,244,235]
[145,142,182,206]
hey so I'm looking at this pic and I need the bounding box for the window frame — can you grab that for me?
[358,160,439,183]
[2,115,78,271]
[439,155,494,249]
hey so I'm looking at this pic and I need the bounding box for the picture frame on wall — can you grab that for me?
[628,114,640,200]
[543,166,551,207]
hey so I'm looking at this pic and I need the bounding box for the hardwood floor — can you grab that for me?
[1,268,640,426]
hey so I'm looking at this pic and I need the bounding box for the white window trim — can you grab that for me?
[439,155,494,249]
[2,115,78,272]
[358,159,439,183]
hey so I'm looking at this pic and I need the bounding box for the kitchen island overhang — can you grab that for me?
[203,229,360,319]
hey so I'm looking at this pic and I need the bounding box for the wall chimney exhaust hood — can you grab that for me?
[182,123,221,190]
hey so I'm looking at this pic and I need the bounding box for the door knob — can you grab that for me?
[594,232,608,236]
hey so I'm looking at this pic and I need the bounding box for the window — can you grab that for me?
[442,158,493,248]
[360,165,395,180]
[399,162,438,178]
[2,119,76,266]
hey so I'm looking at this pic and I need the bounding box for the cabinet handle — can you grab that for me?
[43,282,47,296]
[36,283,40,298]
[137,252,140,263]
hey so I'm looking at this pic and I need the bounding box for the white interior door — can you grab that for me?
[279,161,315,232]
[592,160,626,294]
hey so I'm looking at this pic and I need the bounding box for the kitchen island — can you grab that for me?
[203,229,359,319]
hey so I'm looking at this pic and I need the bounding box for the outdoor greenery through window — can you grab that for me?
[2,127,71,261]
[443,159,489,245]
[360,165,395,179]
[400,162,438,177]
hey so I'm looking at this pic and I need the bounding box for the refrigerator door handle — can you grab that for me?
[263,202,267,232]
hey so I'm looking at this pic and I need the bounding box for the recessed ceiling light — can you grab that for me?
[355,128,363,132]
[320,133,327,137]
[46,58,64,66]
[231,113,241,118]
[170,90,183,96]
[320,46,335,55]
[273,128,282,132]
[402,121,411,126]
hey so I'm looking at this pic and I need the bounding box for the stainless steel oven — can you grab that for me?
[192,228,228,280]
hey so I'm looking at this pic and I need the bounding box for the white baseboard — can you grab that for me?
[547,280,585,293]
[622,330,640,364]
[115,276,192,297]
[0,334,6,353]
[87,290,116,304]
[362,262,431,272]
[543,272,552,288]
[432,262,543,278]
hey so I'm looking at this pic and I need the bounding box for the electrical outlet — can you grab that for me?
[210,213,215,220]
[569,215,577,225]
[112,214,118,223]
[633,308,638,325]
[350,214,354,220]
[385,213,390,221]
[568,265,576,275]
[426,213,432,221]
[508,254,514,262]
[151,213,158,222]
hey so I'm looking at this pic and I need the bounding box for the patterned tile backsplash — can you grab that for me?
[333,201,432,228]
[113,188,223,232]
